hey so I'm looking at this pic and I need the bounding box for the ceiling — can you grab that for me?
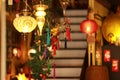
[96,0,120,13]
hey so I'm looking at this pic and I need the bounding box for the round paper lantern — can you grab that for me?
[13,16,37,33]
[102,13,120,43]
[80,19,98,34]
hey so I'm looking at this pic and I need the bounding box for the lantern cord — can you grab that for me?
[23,0,32,11]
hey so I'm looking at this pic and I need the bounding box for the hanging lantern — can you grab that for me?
[80,19,98,34]
[33,1,48,35]
[13,16,37,33]
[102,13,120,44]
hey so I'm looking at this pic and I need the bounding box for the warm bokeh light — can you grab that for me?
[17,73,27,80]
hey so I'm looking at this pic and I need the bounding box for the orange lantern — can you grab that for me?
[80,19,98,34]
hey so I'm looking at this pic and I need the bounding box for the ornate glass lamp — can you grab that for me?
[13,15,37,33]
[33,1,48,35]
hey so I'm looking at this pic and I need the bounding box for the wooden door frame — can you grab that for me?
[0,0,6,80]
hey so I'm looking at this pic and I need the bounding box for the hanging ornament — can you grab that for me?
[51,36,60,55]
[46,28,50,45]
[66,28,71,40]
[51,36,60,50]
[52,45,57,55]
[42,74,46,80]
[47,59,51,72]
[53,63,56,79]
[14,0,20,13]
[43,48,47,58]
[51,26,60,37]
[37,18,45,36]
[65,18,71,40]
[65,25,71,40]
[80,19,98,34]
[28,49,36,60]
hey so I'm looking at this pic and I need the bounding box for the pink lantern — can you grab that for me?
[80,19,98,34]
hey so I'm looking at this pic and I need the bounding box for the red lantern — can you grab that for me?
[80,19,98,34]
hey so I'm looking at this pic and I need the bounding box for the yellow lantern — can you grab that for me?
[33,2,48,35]
[13,16,37,33]
[102,13,120,44]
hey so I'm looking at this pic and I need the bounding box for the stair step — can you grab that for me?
[48,68,82,77]
[59,32,87,40]
[49,9,88,80]
[60,41,87,48]
[60,17,86,24]
[66,10,88,16]
[55,50,86,58]
[51,59,84,67]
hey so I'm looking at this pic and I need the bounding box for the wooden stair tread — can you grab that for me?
[48,68,82,77]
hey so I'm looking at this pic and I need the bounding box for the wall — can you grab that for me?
[103,44,120,80]
[94,0,109,25]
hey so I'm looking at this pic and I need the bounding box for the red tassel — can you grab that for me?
[52,45,56,55]
[65,26,71,40]
[42,75,46,80]
[65,18,71,41]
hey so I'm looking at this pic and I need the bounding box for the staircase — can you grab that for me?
[47,9,88,80]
